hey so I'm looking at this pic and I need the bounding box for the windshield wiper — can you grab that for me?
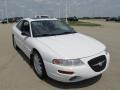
[56,31,76,35]
[34,32,76,37]
[34,33,54,37]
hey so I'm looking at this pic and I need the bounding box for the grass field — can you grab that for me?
[68,21,102,27]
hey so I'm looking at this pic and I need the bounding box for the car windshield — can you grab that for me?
[31,20,76,37]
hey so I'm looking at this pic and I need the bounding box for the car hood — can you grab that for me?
[36,33,105,59]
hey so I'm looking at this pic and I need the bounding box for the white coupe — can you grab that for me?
[12,18,110,82]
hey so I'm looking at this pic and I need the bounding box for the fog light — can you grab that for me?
[69,76,82,81]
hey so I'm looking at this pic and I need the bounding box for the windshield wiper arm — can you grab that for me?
[34,33,54,37]
[57,31,76,35]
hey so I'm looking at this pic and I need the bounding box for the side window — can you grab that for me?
[21,21,30,35]
[16,20,24,30]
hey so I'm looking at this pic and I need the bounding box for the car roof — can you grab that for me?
[23,18,58,22]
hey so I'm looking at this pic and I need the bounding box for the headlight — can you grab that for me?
[52,59,84,66]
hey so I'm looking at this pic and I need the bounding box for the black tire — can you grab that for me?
[12,35,17,49]
[32,51,46,79]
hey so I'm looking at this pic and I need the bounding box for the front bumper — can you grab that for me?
[44,51,110,82]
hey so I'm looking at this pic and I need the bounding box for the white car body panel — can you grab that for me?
[36,33,105,59]
[44,52,110,82]
[12,18,110,82]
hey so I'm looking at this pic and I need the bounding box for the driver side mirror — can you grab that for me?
[21,31,30,37]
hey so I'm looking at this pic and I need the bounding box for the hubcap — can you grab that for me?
[33,54,43,76]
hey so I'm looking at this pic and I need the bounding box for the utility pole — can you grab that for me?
[58,4,61,19]
[56,3,61,19]
[65,0,68,23]
[0,10,3,19]
[20,5,25,17]
[4,0,8,23]
[28,9,34,18]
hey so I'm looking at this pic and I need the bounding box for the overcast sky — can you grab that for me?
[0,0,120,18]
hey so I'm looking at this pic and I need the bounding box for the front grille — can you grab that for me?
[88,55,107,72]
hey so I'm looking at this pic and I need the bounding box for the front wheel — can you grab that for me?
[32,51,46,79]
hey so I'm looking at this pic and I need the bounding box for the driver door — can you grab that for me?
[19,20,32,58]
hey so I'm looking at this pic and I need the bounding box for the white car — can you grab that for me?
[12,18,110,82]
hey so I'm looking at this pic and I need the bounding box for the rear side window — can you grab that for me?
[16,20,24,30]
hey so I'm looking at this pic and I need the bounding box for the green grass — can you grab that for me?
[68,21,102,27]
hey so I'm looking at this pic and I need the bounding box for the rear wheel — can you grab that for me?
[32,51,46,79]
